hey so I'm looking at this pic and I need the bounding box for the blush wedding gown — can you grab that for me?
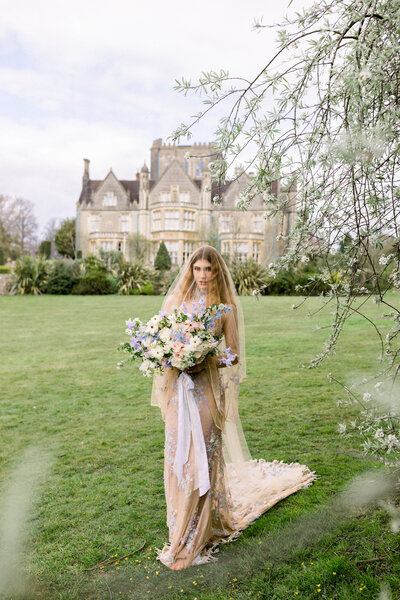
[153,302,316,570]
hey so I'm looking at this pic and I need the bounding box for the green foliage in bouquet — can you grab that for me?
[10,255,48,295]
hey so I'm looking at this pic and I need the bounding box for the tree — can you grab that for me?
[42,217,59,258]
[0,218,10,264]
[54,218,76,259]
[154,241,171,271]
[128,233,151,262]
[0,195,38,257]
[39,241,51,259]
[173,0,400,464]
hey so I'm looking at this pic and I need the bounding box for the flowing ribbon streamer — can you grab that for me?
[173,372,210,496]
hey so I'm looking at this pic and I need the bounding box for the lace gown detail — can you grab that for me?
[154,297,316,570]
[156,366,316,569]
[158,370,237,568]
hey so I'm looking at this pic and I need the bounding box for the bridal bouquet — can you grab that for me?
[118,298,237,377]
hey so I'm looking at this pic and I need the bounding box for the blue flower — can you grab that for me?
[218,347,237,367]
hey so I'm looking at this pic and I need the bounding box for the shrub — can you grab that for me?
[0,248,5,265]
[262,267,332,296]
[160,268,180,295]
[81,254,108,274]
[10,256,48,295]
[39,241,51,259]
[72,271,114,295]
[99,249,123,270]
[130,282,154,295]
[0,265,11,274]
[230,259,269,295]
[45,260,77,294]
[154,241,171,271]
[106,275,119,294]
[113,260,154,295]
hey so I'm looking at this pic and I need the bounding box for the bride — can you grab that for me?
[151,245,316,570]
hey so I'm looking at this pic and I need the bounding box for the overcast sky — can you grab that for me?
[0,0,313,236]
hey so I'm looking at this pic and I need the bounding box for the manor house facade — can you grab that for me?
[76,138,296,266]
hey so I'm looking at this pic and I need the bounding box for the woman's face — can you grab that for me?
[192,258,213,291]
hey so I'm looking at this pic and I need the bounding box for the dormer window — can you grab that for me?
[161,192,171,203]
[104,192,117,206]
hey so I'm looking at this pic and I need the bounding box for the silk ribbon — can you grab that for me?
[173,372,210,496]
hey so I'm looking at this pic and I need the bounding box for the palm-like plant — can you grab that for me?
[113,260,154,295]
[10,256,48,295]
[230,259,269,296]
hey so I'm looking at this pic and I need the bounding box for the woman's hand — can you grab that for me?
[185,361,206,374]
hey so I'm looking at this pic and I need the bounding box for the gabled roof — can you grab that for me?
[78,179,145,204]
[78,180,102,204]
[151,158,200,195]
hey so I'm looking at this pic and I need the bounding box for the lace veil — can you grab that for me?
[150,245,251,464]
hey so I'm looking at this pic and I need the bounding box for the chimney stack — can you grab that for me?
[83,158,90,185]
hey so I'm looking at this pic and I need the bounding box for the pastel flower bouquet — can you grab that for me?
[118,297,237,377]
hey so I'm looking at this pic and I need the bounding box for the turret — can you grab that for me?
[140,163,149,191]
[150,139,162,181]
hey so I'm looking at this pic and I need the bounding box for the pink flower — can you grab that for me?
[172,341,184,353]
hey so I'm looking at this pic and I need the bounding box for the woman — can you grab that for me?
[151,246,316,570]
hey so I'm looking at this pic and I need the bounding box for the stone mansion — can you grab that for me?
[76,138,296,266]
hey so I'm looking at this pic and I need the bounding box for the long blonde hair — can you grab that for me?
[177,245,236,307]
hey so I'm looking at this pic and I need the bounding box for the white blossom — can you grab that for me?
[358,68,371,82]
[363,393,372,403]
[374,428,384,439]
[387,434,398,448]
[379,254,392,266]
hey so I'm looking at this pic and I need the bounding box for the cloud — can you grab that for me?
[0,0,315,232]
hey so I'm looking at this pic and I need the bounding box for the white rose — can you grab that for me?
[159,327,171,342]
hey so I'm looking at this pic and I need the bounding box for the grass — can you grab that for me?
[0,293,399,600]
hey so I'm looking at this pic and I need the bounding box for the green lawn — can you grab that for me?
[0,294,399,600]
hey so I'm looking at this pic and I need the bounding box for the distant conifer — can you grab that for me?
[154,241,171,271]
